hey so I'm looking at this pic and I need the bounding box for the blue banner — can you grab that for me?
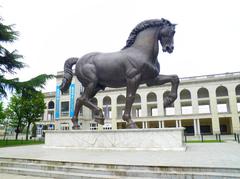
[70,83,75,117]
[55,85,60,120]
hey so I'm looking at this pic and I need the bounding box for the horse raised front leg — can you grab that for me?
[123,74,141,129]
[147,74,179,107]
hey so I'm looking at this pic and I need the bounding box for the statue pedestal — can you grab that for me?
[45,128,186,151]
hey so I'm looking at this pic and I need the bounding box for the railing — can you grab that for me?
[184,133,240,143]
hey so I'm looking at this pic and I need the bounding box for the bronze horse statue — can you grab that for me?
[60,18,179,129]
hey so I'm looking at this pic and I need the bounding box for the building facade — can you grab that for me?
[37,71,240,137]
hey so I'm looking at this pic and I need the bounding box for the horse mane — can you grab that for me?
[122,18,172,50]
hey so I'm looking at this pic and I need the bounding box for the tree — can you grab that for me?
[0,102,7,140]
[0,16,54,98]
[21,90,45,140]
[0,16,24,97]
[0,102,5,121]
[6,94,26,140]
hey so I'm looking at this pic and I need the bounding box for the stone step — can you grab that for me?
[0,167,154,179]
[1,166,240,179]
[1,157,240,179]
[1,157,240,174]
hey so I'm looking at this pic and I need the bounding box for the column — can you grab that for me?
[175,120,179,128]
[191,88,199,114]
[196,119,201,135]
[111,95,117,130]
[162,120,165,128]
[228,85,240,133]
[174,93,181,115]
[179,120,182,127]
[141,93,148,117]
[159,121,162,128]
[145,121,148,129]
[157,92,164,116]
[194,119,197,136]
[209,87,220,134]
[142,121,145,129]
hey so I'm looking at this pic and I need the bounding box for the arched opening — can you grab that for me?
[147,92,157,116]
[48,101,54,109]
[180,89,192,114]
[197,88,209,98]
[235,84,240,112]
[103,96,111,119]
[216,86,230,113]
[180,89,191,100]
[117,95,126,119]
[216,86,228,97]
[133,94,141,118]
[198,88,210,114]
[147,92,157,102]
[103,96,111,105]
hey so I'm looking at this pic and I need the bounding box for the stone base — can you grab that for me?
[45,128,186,151]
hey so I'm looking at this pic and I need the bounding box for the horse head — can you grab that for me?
[158,22,176,54]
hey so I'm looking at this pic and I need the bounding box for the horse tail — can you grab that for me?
[60,57,78,93]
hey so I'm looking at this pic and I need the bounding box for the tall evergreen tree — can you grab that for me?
[0,16,54,97]
[0,16,24,97]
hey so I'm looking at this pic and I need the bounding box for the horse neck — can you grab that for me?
[132,27,159,62]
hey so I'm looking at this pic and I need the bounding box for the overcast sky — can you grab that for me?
[1,0,240,93]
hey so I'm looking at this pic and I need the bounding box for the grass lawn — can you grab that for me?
[0,139,44,148]
[186,140,223,143]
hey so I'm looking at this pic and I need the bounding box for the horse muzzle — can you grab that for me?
[163,46,174,53]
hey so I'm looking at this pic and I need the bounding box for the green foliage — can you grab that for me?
[6,94,26,133]
[22,90,46,140]
[22,90,46,123]
[15,74,55,93]
[0,16,55,98]
[0,16,24,97]
[0,17,18,42]
[0,102,5,122]
[6,90,46,140]
[0,139,44,148]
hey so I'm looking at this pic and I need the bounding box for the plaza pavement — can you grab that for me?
[0,142,240,168]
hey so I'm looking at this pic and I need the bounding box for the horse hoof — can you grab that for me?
[126,122,138,129]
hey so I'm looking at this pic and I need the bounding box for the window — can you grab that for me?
[198,105,210,114]
[47,111,54,121]
[136,108,142,117]
[103,107,111,118]
[61,101,69,116]
[237,103,240,112]
[217,104,228,113]
[48,101,54,109]
[165,107,175,116]
[181,106,193,114]
[151,107,158,116]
